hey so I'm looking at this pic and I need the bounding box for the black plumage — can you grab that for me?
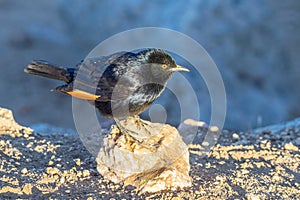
[24,48,189,127]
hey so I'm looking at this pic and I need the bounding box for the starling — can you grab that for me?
[24,49,189,139]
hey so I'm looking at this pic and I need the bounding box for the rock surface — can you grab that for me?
[0,107,32,137]
[96,117,191,193]
[0,107,299,199]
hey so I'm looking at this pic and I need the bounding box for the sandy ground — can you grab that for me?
[0,108,299,199]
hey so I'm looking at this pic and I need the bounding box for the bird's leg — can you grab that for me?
[114,117,160,151]
[133,115,152,136]
[114,118,143,143]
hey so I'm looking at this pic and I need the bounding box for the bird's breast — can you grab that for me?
[129,83,165,105]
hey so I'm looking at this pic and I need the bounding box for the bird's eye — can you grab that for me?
[162,64,167,69]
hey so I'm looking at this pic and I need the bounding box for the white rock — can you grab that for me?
[96,117,191,193]
[0,107,33,137]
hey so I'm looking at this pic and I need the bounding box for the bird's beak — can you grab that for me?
[171,65,190,72]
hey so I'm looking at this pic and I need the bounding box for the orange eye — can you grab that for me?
[162,64,167,69]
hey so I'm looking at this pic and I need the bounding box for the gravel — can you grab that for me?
[0,109,299,199]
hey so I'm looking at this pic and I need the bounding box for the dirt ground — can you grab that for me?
[0,108,299,199]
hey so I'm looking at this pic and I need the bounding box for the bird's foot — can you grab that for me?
[132,116,152,136]
[125,131,144,143]
[114,118,144,143]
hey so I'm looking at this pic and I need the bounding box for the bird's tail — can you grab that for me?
[24,60,75,83]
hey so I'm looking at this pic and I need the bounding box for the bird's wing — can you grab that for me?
[70,53,134,102]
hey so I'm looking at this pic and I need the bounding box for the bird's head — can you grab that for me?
[138,49,189,82]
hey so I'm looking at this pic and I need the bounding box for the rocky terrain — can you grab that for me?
[1,2,300,198]
[0,107,299,199]
[1,0,300,130]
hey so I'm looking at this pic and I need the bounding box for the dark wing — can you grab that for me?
[71,52,136,102]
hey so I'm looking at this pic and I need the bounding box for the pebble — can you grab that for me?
[205,162,211,168]
[82,169,90,177]
[60,177,65,184]
[245,193,260,200]
[22,183,33,195]
[232,133,240,140]
[218,161,226,165]
[284,143,298,151]
[295,137,300,146]
[241,169,249,175]
[48,161,54,166]
[74,158,81,166]
[210,126,219,133]
[272,174,281,182]
[202,141,210,147]
[46,167,60,175]
[21,168,28,174]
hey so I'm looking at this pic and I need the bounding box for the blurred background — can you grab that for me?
[0,0,299,131]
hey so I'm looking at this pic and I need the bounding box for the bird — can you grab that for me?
[24,48,189,140]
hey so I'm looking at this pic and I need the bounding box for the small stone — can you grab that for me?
[236,171,242,178]
[60,177,65,184]
[21,168,28,174]
[48,160,54,166]
[275,165,284,172]
[22,183,33,195]
[46,167,60,175]
[87,197,93,200]
[202,141,210,147]
[218,161,226,165]
[284,143,298,151]
[232,133,239,140]
[245,193,260,200]
[205,162,211,168]
[260,140,268,144]
[210,126,219,132]
[272,174,281,182]
[65,189,70,193]
[74,158,81,166]
[171,197,183,200]
[83,170,90,177]
[182,119,207,127]
[77,171,82,177]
